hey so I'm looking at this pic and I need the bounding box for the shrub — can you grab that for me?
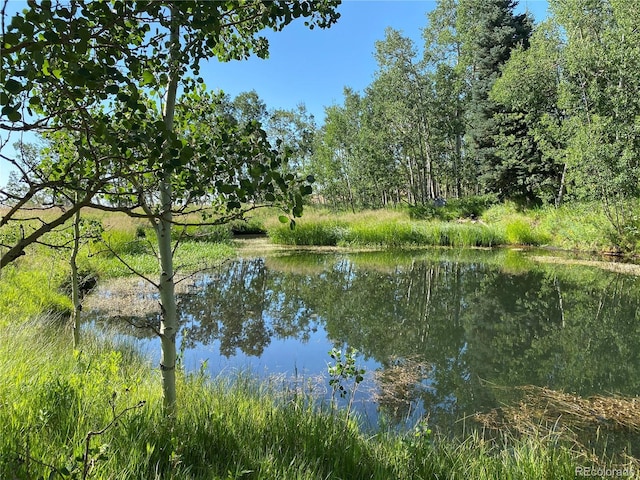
[408,203,440,221]
[408,194,499,221]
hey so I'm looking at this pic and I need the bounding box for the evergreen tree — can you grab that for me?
[462,0,533,199]
[491,21,568,206]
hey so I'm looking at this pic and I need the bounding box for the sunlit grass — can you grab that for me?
[268,216,505,248]
[535,202,612,251]
[265,202,625,252]
[0,209,236,326]
[0,260,71,326]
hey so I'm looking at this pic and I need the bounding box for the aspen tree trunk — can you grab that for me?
[555,162,567,208]
[70,203,81,348]
[155,3,180,414]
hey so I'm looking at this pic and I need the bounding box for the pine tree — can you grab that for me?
[462,0,533,199]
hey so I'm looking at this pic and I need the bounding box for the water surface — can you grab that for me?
[86,247,640,431]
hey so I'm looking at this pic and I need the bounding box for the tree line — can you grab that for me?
[309,0,640,221]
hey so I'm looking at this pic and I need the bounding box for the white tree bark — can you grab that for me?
[155,3,180,414]
[71,203,81,349]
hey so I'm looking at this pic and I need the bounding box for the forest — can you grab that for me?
[3,0,640,250]
[307,0,640,237]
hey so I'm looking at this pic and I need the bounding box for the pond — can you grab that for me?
[85,247,640,436]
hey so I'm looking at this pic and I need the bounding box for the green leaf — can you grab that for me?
[43,30,59,43]
[77,67,91,78]
[278,215,288,223]
[142,70,154,85]
[4,79,22,95]
[1,105,21,122]
[179,145,194,162]
[2,32,18,50]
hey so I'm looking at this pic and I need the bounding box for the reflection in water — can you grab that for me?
[86,249,640,432]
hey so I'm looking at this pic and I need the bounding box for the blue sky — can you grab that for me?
[203,0,550,121]
[0,0,549,188]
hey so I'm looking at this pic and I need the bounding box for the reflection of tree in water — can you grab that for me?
[87,251,640,431]
[289,255,640,431]
[306,258,482,428]
[178,258,318,357]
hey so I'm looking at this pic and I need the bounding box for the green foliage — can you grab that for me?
[0,0,340,271]
[534,202,611,251]
[101,228,152,256]
[269,217,506,248]
[0,321,152,480]
[0,212,236,328]
[327,347,366,416]
[462,0,533,193]
[268,219,345,246]
[491,20,567,206]
[267,201,640,252]
[0,261,71,326]
[504,219,547,246]
[408,194,499,220]
[172,224,231,243]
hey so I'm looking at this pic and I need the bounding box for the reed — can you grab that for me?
[267,201,621,251]
[268,218,505,248]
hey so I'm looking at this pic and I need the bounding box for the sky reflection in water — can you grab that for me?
[87,249,640,431]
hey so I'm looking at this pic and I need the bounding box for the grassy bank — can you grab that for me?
[0,210,235,326]
[265,201,624,253]
[0,320,584,480]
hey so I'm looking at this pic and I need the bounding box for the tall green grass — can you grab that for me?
[84,233,235,279]
[268,201,625,251]
[268,219,505,248]
[0,260,71,326]
[0,320,587,479]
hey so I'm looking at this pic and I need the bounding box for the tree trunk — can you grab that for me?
[70,204,81,348]
[155,3,180,415]
[155,199,178,413]
[555,162,567,208]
